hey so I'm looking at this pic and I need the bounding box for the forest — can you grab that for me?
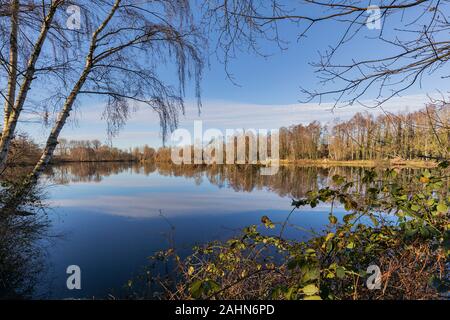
[46,104,450,165]
[279,105,449,161]
[4,104,448,167]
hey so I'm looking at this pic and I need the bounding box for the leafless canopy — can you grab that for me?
[0,0,203,141]
[204,0,450,108]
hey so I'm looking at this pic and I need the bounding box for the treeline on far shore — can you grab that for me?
[4,136,135,165]
[3,135,171,165]
[53,140,173,163]
[4,105,449,166]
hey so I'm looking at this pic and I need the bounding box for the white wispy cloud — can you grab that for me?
[75,94,431,128]
[14,94,433,148]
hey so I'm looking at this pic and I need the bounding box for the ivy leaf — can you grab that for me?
[302,265,320,282]
[190,280,203,299]
[436,203,448,214]
[301,284,319,296]
[329,215,338,224]
[325,232,335,242]
[346,241,355,249]
[336,266,346,279]
[261,215,275,229]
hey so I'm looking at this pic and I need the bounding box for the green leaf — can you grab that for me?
[343,213,355,223]
[420,226,430,238]
[302,265,320,282]
[329,215,338,224]
[336,266,346,279]
[325,232,335,242]
[325,240,333,253]
[204,280,220,294]
[301,284,319,296]
[303,295,322,300]
[292,199,307,208]
[369,215,379,226]
[436,203,448,214]
[346,241,355,249]
[190,280,203,299]
[405,227,417,237]
[261,215,275,229]
[285,287,296,300]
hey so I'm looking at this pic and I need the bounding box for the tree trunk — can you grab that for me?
[2,0,19,132]
[30,77,88,181]
[30,0,121,181]
[0,3,58,172]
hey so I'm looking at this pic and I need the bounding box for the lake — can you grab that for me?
[5,162,423,299]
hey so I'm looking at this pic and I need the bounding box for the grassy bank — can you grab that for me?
[9,157,438,169]
[279,159,438,168]
[52,158,438,169]
[52,159,137,164]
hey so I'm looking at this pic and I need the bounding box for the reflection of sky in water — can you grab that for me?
[37,167,346,299]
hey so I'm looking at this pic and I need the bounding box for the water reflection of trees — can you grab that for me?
[46,162,139,183]
[0,187,50,299]
[49,162,426,199]
[0,163,436,299]
[0,215,50,298]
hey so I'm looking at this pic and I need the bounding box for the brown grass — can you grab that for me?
[279,159,438,168]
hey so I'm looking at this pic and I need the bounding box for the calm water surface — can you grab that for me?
[27,163,420,299]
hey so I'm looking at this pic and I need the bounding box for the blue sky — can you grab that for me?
[15,4,449,150]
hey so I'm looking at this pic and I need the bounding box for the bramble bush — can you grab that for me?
[130,164,449,300]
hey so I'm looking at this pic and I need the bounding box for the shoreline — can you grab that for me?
[52,159,136,164]
[54,158,438,168]
[11,159,438,169]
[279,159,438,168]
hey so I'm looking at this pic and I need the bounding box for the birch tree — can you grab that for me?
[0,0,65,172]
[0,0,203,183]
